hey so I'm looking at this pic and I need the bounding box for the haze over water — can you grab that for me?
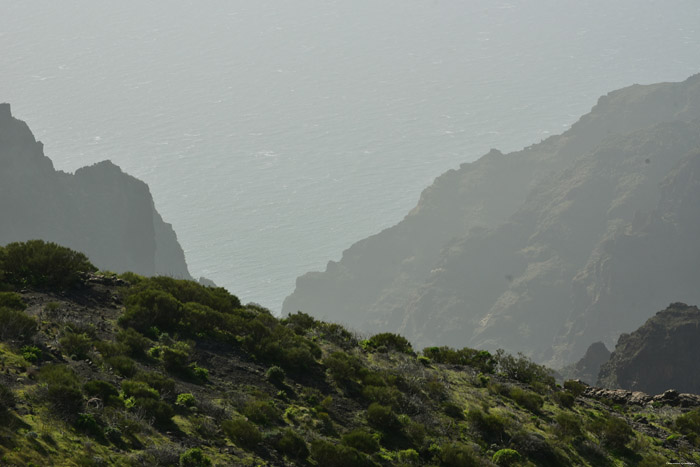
[3,0,699,312]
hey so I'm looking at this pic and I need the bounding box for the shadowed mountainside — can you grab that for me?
[283,75,700,366]
[0,103,191,279]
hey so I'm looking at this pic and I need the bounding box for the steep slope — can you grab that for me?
[597,303,700,395]
[283,75,700,364]
[1,241,698,466]
[0,103,191,278]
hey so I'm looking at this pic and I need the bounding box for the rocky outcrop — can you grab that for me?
[583,387,700,408]
[283,75,700,365]
[597,303,700,394]
[0,104,191,279]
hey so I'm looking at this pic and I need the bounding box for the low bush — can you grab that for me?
[363,332,413,354]
[495,350,555,387]
[106,355,137,377]
[38,364,84,419]
[116,328,150,358]
[0,306,38,342]
[367,402,399,431]
[0,240,96,289]
[222,417,262,449]
[282,311,319,334]
[563,380,587,397]
[589,416,633,450]
[422,346,496,373]
[324,351,365,385]
[276,429,309,460]
[266,365,286,386]
[59,332,93,360]
[243,399,281,426]
[179,447,212,467]
[441,443,481,467]
[83,380,119,403]
[0,383,15,412]
[555,412,582,439]
[122,380,159,400]
[466,407,507,442]
[675,409,700,439]
[0,292,25,310]
[552,390,575,408]
[75,412,102,437]
[132,371,176,398]
[309,439,373,467]
[508,387,543,413]
[132,397,174,426]
[176,393,196,409]
[21,345,42,363]
[492,448,521,466]
[341,429,380,454]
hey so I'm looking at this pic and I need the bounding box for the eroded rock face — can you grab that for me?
[583,387,700,408]
[0,104,191,279]
[597,303,700,394]
[559,342,611,385]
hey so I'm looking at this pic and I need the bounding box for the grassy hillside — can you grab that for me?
[0,240,698,466]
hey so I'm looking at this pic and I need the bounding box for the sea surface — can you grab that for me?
[2,0,699,312]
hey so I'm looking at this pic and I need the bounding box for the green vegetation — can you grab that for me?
[0,242,697,465]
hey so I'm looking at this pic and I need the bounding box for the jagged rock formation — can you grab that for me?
[597,303,700,394]
[0,103,191,278]
[583,386,700,408]
[283,75,700,365]
[558,342,610,385]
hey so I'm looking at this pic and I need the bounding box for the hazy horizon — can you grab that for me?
[3,0,699,311]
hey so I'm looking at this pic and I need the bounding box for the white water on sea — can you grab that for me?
[2,0,699,311]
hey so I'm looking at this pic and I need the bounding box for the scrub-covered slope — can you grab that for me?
[0,241,699,466]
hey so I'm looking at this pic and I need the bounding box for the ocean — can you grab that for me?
[2,0,699,312]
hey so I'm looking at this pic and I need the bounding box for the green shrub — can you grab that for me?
[563,380,587,397]
[441,443,481,467]
[442,401,465,420]
[38,364,84,418]
[0,240,96,289]
[362,385,402,408]
[132,397,174,426]
[508,387,543,413]
[341,429,380,454]
[589,416,633,450]
[422,346,496,373]
[21,345,42,363]
[495,350,555,387]
[106,355,137,377]
[324,351,364,385]
[75,412,102,437]
[0,292,25,310]
[492,448,521,466]
[190,363,209,382]
[276,429,309,460]
[132,371,175,398]
[119,288,183,335]
[364,332,413,354]
[59,332,93,360]
[675,409,700,437]
[179,447,212,467]
[0,384,15,412]
[466,407,507,442]
[83,380,119,403]
[222,417,262,449]
[309,439,373,467]
[116,328,150,358]
[0,306,38,341]
[282,311,319,334]
[176,393,196,408]
[122,380,159,400]
[243,399,280,426]
[552,390,575,408]
[555,412,582,439]
[367,402,399,431]
[266,365,286,386]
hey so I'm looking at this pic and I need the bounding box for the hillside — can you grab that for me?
[0,103,190,279]
[282,75,700,366]
[598,303,700,395]
[0,241,699,466]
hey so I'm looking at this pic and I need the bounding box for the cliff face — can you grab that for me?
[283,75,700,364]
[598,303,700,395]
[0,103,191,279]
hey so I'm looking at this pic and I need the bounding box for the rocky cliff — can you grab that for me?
[283,75,700,365]
[0,103,191,278]
[597,303,700,394]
